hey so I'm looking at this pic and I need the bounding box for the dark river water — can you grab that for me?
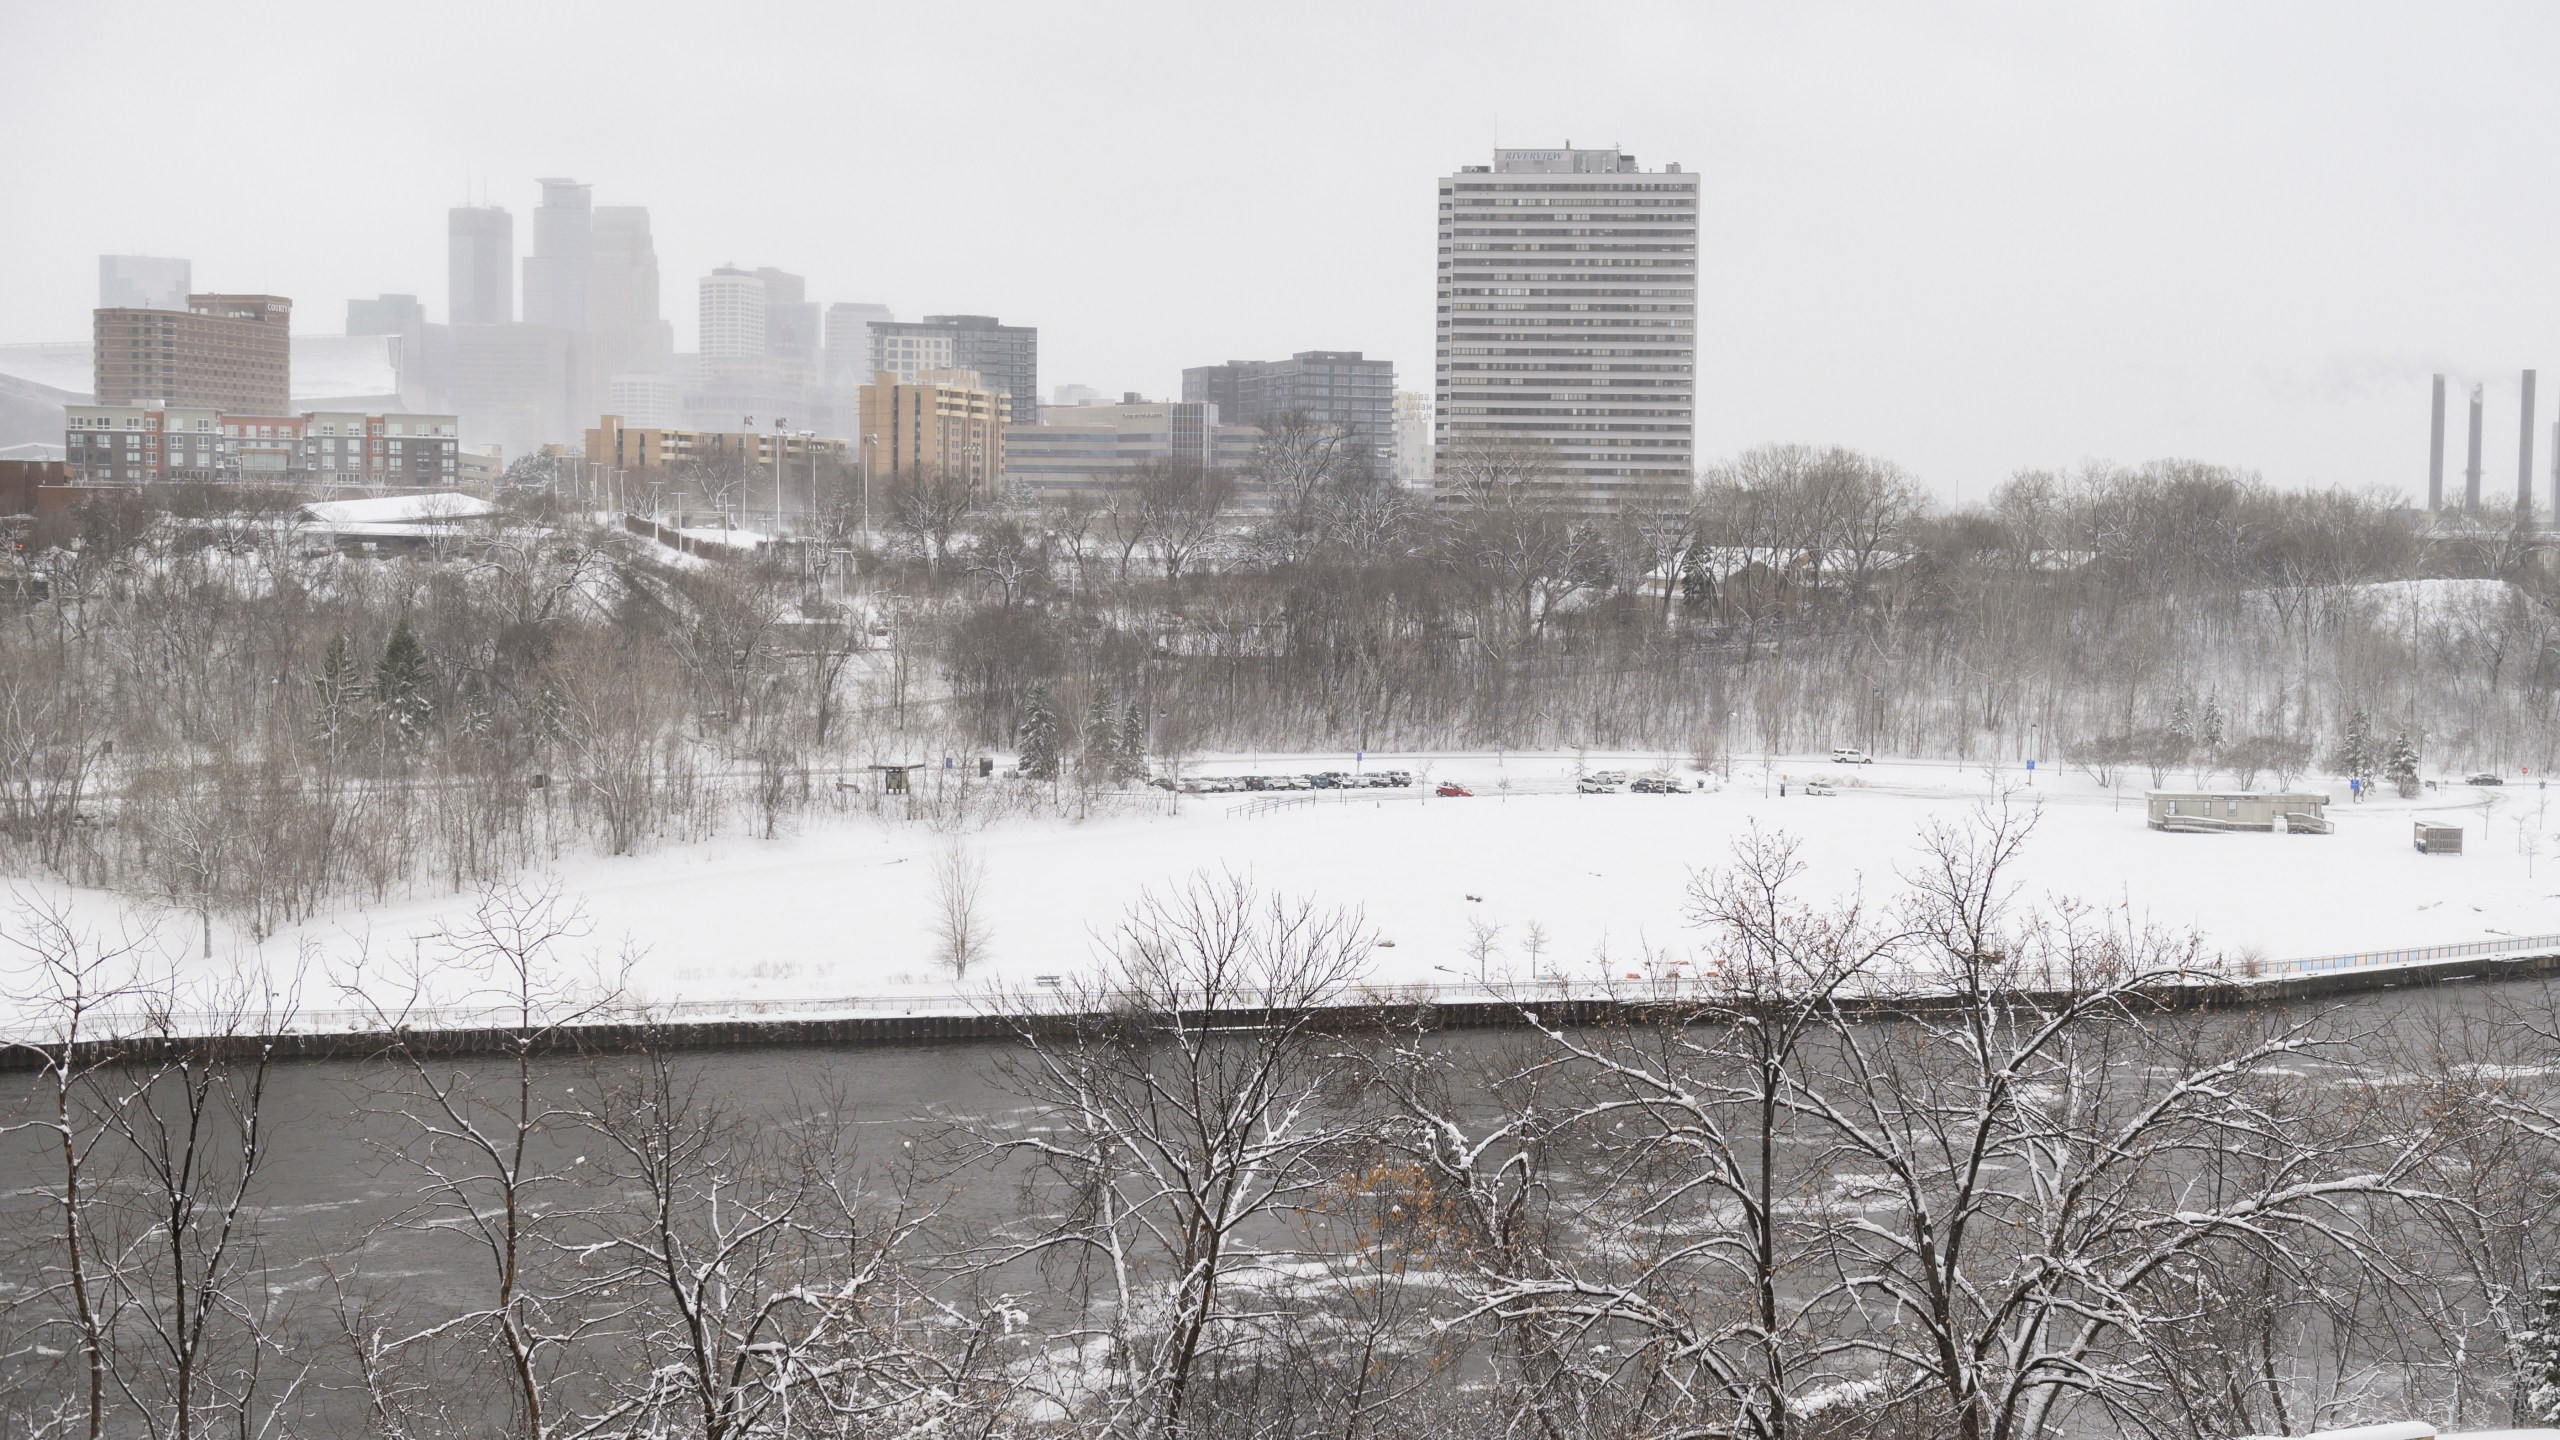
[0,976,2539,1430]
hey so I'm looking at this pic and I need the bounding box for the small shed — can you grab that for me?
[2413,822,2464,855]
[2147,790,2332,833]
[864,762,928,795]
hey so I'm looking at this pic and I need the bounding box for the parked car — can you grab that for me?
[1832,748,1874,765]
[1630,776,1684,793]
[2468,773,2504,786]
[1803,779,1838,796]
[1436,782,1473,797]
[1577,776,1620,794]
[1382,770,1414,787]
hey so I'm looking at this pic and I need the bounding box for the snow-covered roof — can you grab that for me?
[300,493,497,525]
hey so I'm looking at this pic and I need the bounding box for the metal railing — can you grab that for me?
[2272,932,2560,977]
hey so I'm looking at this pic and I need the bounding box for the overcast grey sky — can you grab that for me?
[4,0,2554,499]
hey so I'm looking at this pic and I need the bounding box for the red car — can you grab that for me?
[1436,782,1472,797]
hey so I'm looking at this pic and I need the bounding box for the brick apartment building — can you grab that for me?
[93,293,292,414]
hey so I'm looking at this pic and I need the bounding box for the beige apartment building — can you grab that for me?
[584,415,852,476]
[856,369,1008,496]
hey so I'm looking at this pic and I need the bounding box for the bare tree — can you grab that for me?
[0,896,160,1440]
[571,1049,993,1438]
[967,872,1374,1437]
[333,881,629,1439]
[932,837,991,979]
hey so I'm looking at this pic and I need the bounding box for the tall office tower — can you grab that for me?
[448,205,514,325]
[591,206,673,375]
[698,267,767,359]
[744,267,817,381]
[872,315,1037,423]
[1435,144,1698,510]
[1180,351,1397,462]
[93,293,292,413]
[99,255,191,311]
[522,178,594,331]
[824,302,895,390]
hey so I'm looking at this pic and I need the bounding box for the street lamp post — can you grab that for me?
[773,417,789,539]
[861,431,878,540]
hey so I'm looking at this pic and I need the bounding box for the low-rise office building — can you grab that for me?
[1003,397,1260,498]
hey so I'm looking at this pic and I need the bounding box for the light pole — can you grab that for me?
[801,428,818,545]
[772,416,789,539]
[861,431,878,540]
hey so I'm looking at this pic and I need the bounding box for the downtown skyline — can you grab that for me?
[8,1,2560,500]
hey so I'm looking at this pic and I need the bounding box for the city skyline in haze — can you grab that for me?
[7,1,2560,500]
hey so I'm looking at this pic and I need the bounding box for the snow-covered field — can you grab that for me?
[9,751,2559,1025]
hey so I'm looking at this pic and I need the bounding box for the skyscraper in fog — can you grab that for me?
[1434,145,1697,507]
[591,206,672,376]
[447,206,513,325]
[522,178,593,331]
[752,267,819,383]
[698,267,767,360]
[99,255,191,311]
[825,303,895,391]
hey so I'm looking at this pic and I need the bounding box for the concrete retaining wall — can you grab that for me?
[7,949,2555,1072]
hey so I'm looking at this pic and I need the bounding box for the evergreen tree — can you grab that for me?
[2167,694,2195,755]
[1116,697,1149,783]
[2386,729,2421,796]
[1080,690,1120,785]
[374,617,433,738]
[313,631,368,754]
[2201,692,2225,755]
[2517,1279,2560,1423]
[1018,681,1060,781]
[1678,549,1712,611]
[2337,708,2375,780]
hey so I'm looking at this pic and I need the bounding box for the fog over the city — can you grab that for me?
[4,0,2554,497]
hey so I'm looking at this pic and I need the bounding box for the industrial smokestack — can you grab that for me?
[2467,383,2485,513]
[2430,374,2447,510]
[2522,369,2539,520]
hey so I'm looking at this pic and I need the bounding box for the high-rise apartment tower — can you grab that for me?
[1434,145,1697,509]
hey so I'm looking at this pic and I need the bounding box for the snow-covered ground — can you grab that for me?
[9,751,2559,1027]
